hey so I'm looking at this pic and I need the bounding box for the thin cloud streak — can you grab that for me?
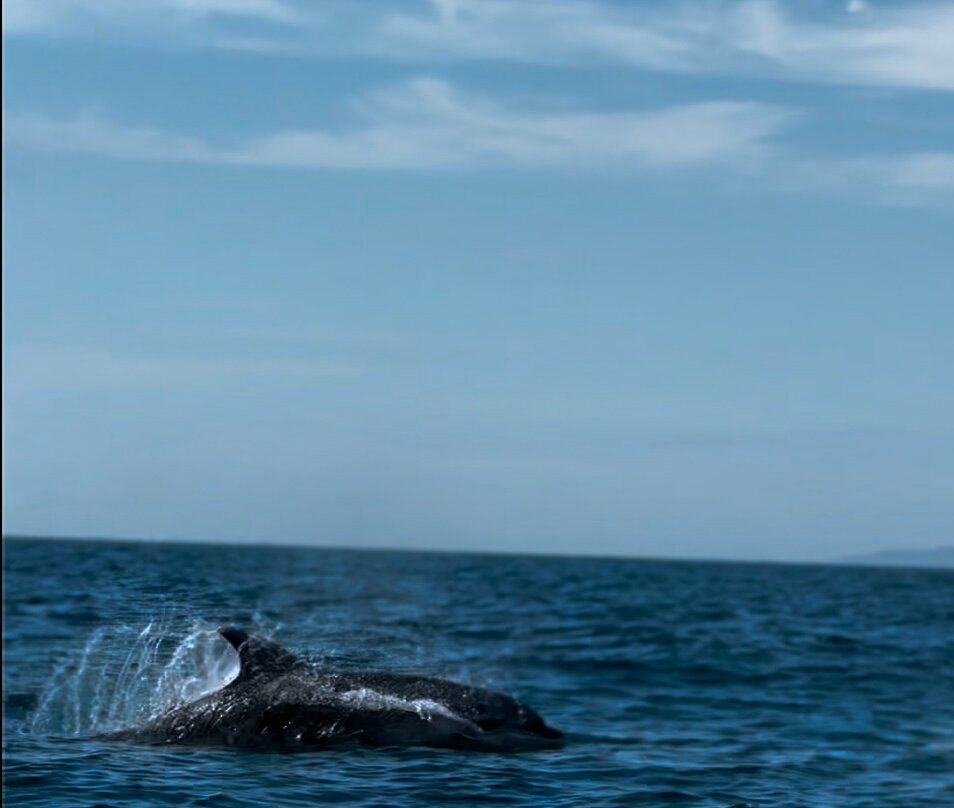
[3,345,362,395]
[2,78,794,171]
[2,0,300,33]
[380,1,954,91]
[5,78,953,205]
[884,152,954,192]
[4,0,954,92]
[774,151,954,202]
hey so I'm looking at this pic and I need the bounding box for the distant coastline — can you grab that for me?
[839,546,954,570]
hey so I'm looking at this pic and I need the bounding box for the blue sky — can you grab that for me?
[3,0,953,560]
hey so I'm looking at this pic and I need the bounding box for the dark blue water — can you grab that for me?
[3,537,953,807]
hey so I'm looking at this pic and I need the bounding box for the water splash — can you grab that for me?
[30,620,240,736]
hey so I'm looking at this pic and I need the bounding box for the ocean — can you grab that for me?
[3,537,953,807]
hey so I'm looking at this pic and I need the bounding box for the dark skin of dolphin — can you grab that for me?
[106,628,563,752]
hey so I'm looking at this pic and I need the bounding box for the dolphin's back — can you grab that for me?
[105,628,562,752]
[328,671,559,739]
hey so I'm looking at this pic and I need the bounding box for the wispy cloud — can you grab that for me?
[3,345,362,395]
[1,299,414,401]
[5,109,210,162]
[2,78,793,172]
[2,0,300,34]
[880,151,954,192]
[7,77,953,204]
[709,0,954,91]
[779,150,954,203]
[5,1,954,92]
[379,1,954,91]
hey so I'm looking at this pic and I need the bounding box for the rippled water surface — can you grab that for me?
[3,537,953,807]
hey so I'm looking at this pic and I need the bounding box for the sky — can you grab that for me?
[2,0,953,561]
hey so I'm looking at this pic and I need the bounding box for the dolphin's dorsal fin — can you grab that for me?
[219,627,300,681]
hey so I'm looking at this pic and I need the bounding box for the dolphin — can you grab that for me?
[107,627,563,752]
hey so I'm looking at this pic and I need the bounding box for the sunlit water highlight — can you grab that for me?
[4,537,954,807]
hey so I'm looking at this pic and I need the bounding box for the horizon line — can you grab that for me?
[5,532,952,571]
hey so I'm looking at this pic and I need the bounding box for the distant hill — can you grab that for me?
[840,546,954,569]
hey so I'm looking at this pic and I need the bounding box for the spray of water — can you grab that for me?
[30,620,240,736]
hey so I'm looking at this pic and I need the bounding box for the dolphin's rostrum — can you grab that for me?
[108,627,563,752]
